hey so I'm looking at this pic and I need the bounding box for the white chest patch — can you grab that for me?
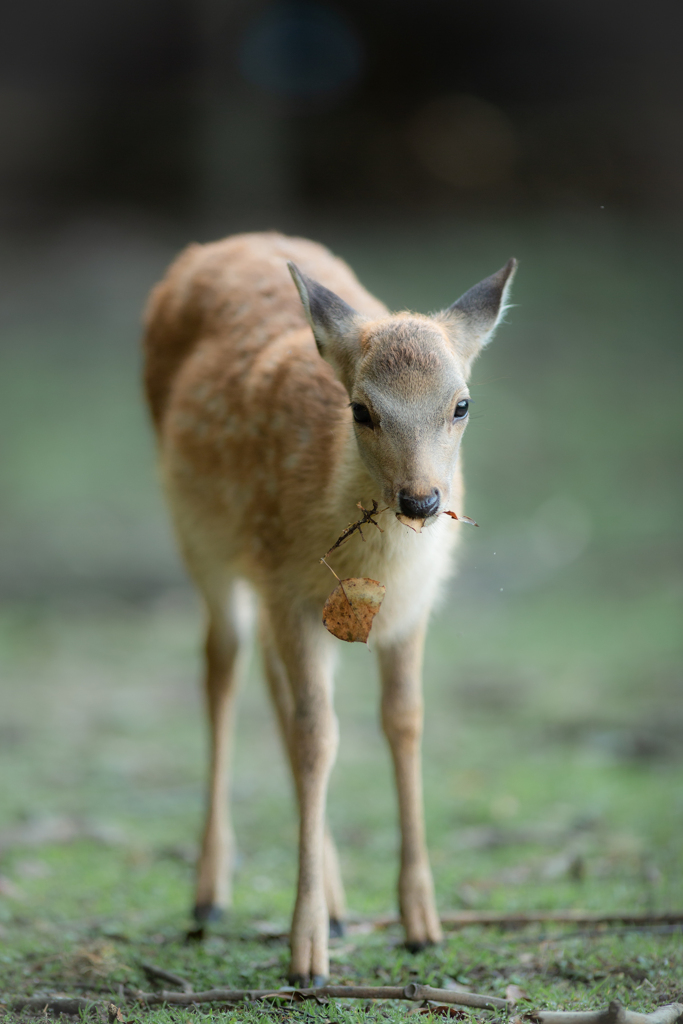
[345,513,459,644]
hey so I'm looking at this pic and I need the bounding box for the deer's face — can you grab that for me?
[289,258,516,522]
[348,318,470,519]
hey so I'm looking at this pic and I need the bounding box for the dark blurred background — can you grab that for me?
[0,0,682,934]
[1,0,682,601]
[2,0,683,229]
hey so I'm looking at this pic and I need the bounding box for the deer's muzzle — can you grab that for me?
[398,489,440,520]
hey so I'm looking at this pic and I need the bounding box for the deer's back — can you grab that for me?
[144,232,385,428]
[143,233,392,591]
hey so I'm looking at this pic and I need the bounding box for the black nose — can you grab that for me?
[398,488,440,519]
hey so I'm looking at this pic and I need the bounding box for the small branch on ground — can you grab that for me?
[403,985,507,1010]
[0,985,507,1014]
[140,959,193,993]
[513,923,683,946]
[1,997,97,1015]
[248,910,683,941]
[514,1001,683,1024]
[3,990,680,1022]
[368,910,683,930]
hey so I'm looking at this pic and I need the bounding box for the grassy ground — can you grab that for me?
[0,213,681,1018]
[0,590,681,1020]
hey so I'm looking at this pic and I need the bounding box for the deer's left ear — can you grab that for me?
[438,258,517,363]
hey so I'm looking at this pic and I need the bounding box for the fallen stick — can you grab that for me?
[2,996,97,1014]
[2,984,507,1013]
[515,1001,683,1024]
[368,911,683,930]
[404,984,508,1009]
[253,910,683,943]
[140,959,193,993]
[3,992,680,1022]
[124,983,507,1009]
[514,923,683,946]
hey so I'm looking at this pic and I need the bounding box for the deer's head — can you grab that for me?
[289,258,516,522]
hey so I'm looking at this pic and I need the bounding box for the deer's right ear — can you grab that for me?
[288,262,366,391]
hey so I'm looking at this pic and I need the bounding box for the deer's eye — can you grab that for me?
[453,399,470,420]
[351,403,373,427]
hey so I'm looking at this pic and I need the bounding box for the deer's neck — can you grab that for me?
[328,424,379,523]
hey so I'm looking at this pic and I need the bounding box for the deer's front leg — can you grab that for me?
[194,598,244,922]
[378,622,442,949]
[270,609,338,985]
[261,612,347,933]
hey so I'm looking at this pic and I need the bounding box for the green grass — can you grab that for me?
[0,213,682,1018]
[0,587,681,1020]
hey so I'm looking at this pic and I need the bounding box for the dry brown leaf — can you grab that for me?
[322,578,386,643]
[107,1005,125,1024]
[443,510,479,527]
[396,514,425,533]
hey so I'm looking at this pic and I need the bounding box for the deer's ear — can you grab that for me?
[288,262,367,390]
[439,258,517,363]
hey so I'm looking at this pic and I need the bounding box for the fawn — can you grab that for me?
[143,232,516,984]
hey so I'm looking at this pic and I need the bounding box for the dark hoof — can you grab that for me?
[193,903,224,924]
[287,972,328,988]
[405,939,436,953]
[329,917,345,939]
[185,925,205,942]
[288,973,309,988]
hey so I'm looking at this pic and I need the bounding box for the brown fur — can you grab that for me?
[143,231,515,983]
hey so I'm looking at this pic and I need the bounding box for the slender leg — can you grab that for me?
[377,620,442,949]
[261,611,346,933]
[193,581,251,922]
[266,605,338,985]
[322,826,346,937]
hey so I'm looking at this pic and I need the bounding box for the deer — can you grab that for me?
[143,232,516,985]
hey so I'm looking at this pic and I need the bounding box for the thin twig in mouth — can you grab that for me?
[320,558,354,616]
[320,500,387,562]
[319,501,478,579]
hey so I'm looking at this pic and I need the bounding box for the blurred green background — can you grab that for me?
[0,0,682,1006]
[1,213,681,927]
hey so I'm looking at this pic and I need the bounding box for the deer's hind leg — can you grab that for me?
[260,609,347,937]
[193,577,253,923]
